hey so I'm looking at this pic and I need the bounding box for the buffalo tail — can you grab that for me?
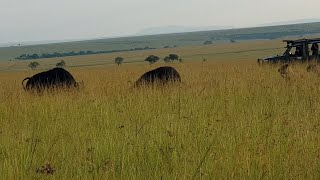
[22,77,30,91]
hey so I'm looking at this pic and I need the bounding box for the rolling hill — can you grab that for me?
[0,22,320,61]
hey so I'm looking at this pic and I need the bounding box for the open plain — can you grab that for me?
[0,39,320,179]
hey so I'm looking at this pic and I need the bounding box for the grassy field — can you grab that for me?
[1,61,320,179]
[1,38,320,179]
[0,39,285,72]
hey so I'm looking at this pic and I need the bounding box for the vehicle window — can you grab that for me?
[311,43,319,55]
[288,46,302,57]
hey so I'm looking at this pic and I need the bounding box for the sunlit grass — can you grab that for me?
[0,61,320,179]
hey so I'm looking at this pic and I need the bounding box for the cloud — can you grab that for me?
[0,0,319,43]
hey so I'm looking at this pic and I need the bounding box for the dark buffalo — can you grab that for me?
[22,68,78,91]
[134,66,181,87]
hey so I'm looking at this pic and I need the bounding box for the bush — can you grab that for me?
[28,62,40,70]
[115,57,124,66]
[164,56,171,63]
[203,40,213,45]
[145,55,160,64]
[164,54,181,63]
[56,60,66,68]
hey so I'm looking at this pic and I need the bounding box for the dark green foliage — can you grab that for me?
[164,56,171,63]
[164,54,181,63]
[145,55,160,64]
[115,57,124,66]
[203,40,213,45]
[15,47,156,60]
[169,54,179,61]
[28,62,40,70]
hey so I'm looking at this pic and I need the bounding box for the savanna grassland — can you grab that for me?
[1,39,320,179]
[0,39,284,72]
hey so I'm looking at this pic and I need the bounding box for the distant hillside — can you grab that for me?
[260,18,320,27]
[136,25,233,36]
[1,22,320,61]
[0,38,91,48]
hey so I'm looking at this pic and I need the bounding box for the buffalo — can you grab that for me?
[22,68,79,91]
[134,66,181,87]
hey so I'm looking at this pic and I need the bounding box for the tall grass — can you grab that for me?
[0,61,320,179]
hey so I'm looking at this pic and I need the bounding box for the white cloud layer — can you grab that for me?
[0,0,319,42]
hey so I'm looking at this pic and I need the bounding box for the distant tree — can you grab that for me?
[164,56,171,63]
[202,57,207,62]
[203,40,213,45]
[56,60,66,68]
[30,54,40,59]
[87,50,94,54]
[169,54,179,61]
[28,62,40,70]
[115,57,124,66]
[230,39,236,43]
[163,45,170,48]
[145,55,160,64]
[16,54,27,60]
[164,54,181,63]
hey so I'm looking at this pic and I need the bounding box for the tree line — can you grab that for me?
[27,53,182,70]
[16,46,156,60]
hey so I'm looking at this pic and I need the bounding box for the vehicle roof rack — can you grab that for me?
[283,38,320,43]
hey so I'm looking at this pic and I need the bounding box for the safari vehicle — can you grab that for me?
[258,38,320,64]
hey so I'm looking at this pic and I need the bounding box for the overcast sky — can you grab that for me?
[1,0,320,43]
